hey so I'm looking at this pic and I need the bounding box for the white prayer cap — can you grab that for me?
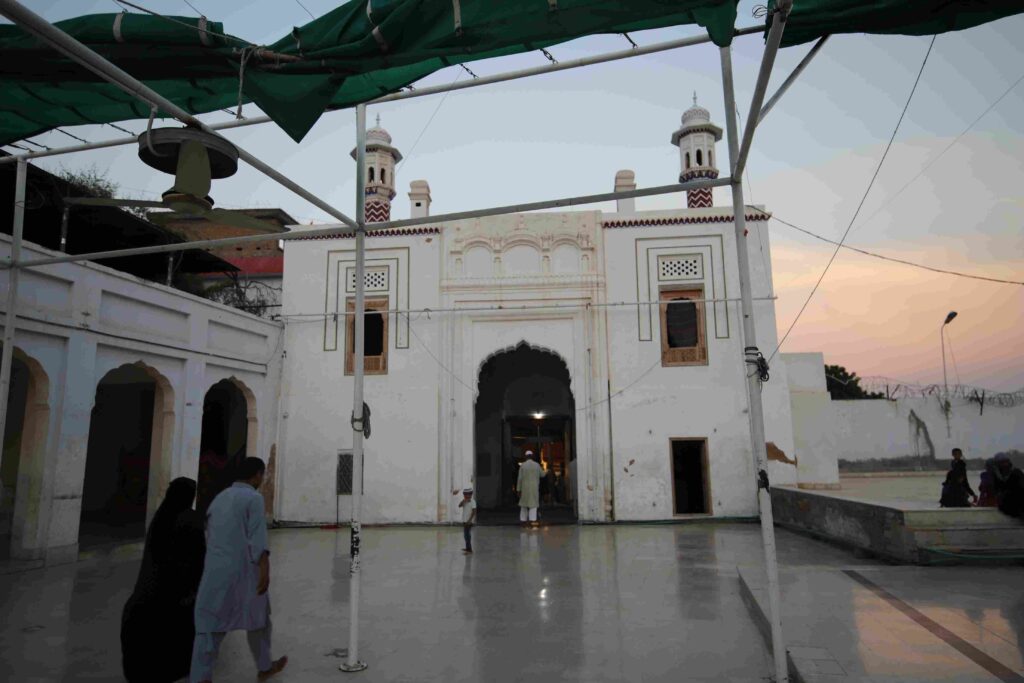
[525,450,534,456]
[462,486,473,494]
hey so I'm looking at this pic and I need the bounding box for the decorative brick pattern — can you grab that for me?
[366,199,391,223]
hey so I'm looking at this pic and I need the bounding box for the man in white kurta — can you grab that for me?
[516,451,547,523]
[190,458,287,682]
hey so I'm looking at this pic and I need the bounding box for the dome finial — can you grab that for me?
[376,113,381,128]
[693,91,697,107]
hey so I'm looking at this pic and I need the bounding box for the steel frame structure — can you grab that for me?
[0,1,821,679]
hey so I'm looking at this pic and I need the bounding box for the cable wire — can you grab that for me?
[294,0,316,20]
[114,0,248,46]
[761,211,1023,286]
[55,128,89,144]
[851,70,1024,236]
[396,69,463,171]
[769,36,937,362]
[182,0,202,16]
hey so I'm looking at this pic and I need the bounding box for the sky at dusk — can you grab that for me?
[13,1,1024,391]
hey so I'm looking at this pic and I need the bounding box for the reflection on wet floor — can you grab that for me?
[0,523,1021,682]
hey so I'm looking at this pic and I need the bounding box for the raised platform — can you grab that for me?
[772,486,1024,565]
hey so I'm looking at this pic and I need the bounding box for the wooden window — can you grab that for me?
[659,287,707,366]
[345,297,388,375]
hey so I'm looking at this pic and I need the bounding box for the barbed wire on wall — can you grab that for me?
[854,376,1024,408]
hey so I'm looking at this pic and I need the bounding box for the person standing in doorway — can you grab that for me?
[190,457,287,683]
[517,451,547,527]
[459,487,476,554]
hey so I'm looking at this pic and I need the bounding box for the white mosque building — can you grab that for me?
[276,100,829,526]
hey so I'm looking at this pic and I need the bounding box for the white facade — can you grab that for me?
[277,108,807,524]
[0,234,282,563]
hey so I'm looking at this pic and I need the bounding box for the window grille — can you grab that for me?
[658,255,702,281]
[346,266,389,293]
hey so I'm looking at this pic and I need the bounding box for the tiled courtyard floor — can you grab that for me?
[0,523,1020,682]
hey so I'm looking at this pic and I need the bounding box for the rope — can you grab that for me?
[236,46,257,120]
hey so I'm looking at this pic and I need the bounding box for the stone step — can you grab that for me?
[903,508,1023,528]
[910,526,1024,549]
[918,545,1024,565]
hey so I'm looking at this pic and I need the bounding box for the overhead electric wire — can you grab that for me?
[294,0,316,21]
[851,70,1024,235]
[396,69,463,171]
[760,211,1024,286]
[114,0,248,46]
[104,122,135,135]
[769,35,937,362]
[55,128,89,144]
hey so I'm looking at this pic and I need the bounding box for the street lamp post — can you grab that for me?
[941,311,958,402]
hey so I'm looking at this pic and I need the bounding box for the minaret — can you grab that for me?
[671,93,722,208]
[351,114,403,223]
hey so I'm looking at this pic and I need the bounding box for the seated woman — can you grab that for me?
[121,477,206,683]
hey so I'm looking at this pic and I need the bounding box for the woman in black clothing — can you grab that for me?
[121,477,206,682]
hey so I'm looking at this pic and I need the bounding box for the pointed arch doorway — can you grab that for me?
[474,343,576,524]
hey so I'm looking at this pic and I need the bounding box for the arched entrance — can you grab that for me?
[80,363,174,548]
[474,343,576,524]
[0,348,50,559]
[197,378,255,513]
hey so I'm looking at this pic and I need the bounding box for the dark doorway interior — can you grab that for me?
[0,357,29,556]
[671,439,708,515]
[80,366,156,548]
[198,380,249,513]
[474,344,576,524]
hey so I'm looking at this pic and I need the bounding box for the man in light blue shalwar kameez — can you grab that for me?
[190,457,287,682]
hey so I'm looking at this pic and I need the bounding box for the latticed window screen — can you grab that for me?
[337,450,363,495]
[346,266,388,293]
[658,255,702,281]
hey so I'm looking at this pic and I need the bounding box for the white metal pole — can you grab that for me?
[941,325,948,400]
[720,45,789,683]
[757,35,829,124]
[734,3,792,178]
[0,159,27,511]
[0,0,358,231]
[340,103,369,674]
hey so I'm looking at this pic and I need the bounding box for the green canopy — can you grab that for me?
[0,0,739,145]
[774,0,1024,47]
[1,0,1022,146]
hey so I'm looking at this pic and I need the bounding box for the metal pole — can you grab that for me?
[758,35,829,124]
[941,325,948,400]
[734,4,792,177]
[340,103,369,674]
[720,44,789,683]
[0,0,358,230]
[15,177,727,271]
[0,159,27,511]
[59,206,69,252]
[0,26,766,167]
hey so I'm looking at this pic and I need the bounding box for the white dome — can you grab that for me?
[681,102,711,127]
[366,126,392,145]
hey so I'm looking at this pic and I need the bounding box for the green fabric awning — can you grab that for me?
[774,0,1024,47]
[1,0,1022,146]
[0,0,739,145]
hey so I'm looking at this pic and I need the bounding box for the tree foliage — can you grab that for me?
[825,364,885,400]
[57,165,151,220]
